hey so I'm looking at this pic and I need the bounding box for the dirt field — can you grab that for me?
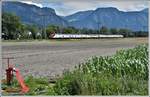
[2,38,148,78]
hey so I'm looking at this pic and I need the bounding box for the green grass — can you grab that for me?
[2,76,56,96]
[2,44,148,95]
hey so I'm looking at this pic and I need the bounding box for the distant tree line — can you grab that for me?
[2,12,148,40]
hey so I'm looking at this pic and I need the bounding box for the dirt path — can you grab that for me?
[2,38,148,78]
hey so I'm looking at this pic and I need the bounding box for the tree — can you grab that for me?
[25,24,39,39]
[80,28,88,34]
[100,26,109,34]
[110,28,118,34]
[46,25,59,38]
[118,28,132,37]
[2,12,22,39]
[62,27,77,34]
[18,24,28,39]
[134,31,148,37]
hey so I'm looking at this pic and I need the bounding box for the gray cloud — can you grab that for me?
[20,0,148,16]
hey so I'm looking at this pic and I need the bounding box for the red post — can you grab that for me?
[6,67,13,85]
[2,57,14,85]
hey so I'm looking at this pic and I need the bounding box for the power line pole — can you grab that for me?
[43,15,47,39]
[39,12,47,39]
[97,21,101,33]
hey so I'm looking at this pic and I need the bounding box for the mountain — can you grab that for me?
[2,1,68,27]
[2,1,148,31]
[63,10,93,22]
[66,7,148,31]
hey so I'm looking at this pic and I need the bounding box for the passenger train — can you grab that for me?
[49,33,124,39]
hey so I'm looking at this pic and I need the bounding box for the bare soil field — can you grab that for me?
[2,38,148,78]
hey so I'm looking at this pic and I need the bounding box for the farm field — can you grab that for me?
[2,38,148,78]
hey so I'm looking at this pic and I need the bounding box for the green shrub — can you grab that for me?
[24,76,56,95]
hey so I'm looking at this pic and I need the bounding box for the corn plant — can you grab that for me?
[54,44,148,95]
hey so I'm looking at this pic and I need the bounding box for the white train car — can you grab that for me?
[52,34,123,39]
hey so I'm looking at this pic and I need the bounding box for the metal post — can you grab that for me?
[2,57,14,68]
[39,12,47,39]
[2,57,14,85]
[44,15,46,39]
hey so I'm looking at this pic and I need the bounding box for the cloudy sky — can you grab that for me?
[20,0,149,16]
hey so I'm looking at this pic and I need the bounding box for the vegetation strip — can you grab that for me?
[2,12,148,40]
